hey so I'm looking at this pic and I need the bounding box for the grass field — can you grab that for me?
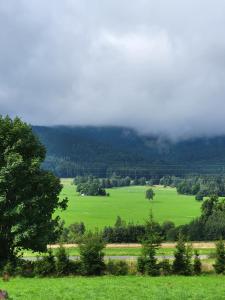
[22,247,216,257]
[2,276,225,300]
[58,179,201,229]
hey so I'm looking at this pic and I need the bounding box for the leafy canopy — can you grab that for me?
[0,116,67,263]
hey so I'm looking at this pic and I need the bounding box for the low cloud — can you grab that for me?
[0,0,225,139]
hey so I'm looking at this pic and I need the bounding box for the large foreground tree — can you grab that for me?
[0,116,67,263]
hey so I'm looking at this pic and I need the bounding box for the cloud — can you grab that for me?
[0,0,225,139]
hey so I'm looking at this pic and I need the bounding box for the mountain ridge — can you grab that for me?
[32,125,225,177]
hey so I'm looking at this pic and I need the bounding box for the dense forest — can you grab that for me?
[33,126,225,177]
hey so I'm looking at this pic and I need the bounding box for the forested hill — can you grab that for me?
[32,126,225,178]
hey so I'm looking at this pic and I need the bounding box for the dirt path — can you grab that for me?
[48,242,216,249]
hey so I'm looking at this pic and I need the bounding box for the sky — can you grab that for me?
[0,0,225,139]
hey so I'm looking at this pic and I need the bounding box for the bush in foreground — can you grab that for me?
[214,239,225,274]
[79,231,106,275]
[172,234,193,275]
[106,260,129,275]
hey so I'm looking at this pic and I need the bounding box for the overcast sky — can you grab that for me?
[0,1,225,139]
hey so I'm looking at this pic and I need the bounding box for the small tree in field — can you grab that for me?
[214,239,225,274]
[79,231,106,275]
[145,188,155,201]
[137,213,161,276]
[55,246,70,276]
[172,233,193,275]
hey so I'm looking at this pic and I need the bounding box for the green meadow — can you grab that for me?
[59,179,201,229]
[22,247,215,257]
[2,276,225,300]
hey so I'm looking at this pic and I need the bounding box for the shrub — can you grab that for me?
[193,250,202,275]
[137,256,147,274]
[34,250,56,277]
[2,261,15,277]
[161,221,175,240]
[79,231,106,276]
[67,260,82,275]
[138,213,161,276]
[15,260,35,278]
[195,193,204,201]
[214,239,225,274]
[172,234,193,275]
[55,247,70,276]
[106,260,129,275]
[159,259,172,276]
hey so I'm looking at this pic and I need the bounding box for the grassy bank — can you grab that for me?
[2,276,225,299]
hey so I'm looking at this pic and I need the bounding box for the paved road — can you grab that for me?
[23,254,209,261]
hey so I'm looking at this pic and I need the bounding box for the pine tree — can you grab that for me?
[193,250,202,275]
[55,246,70,276]
[138,213,161,276]
[79,231,106,275]
[172,233,193,275]
[214,239,225,274]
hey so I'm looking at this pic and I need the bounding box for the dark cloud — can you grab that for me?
[0,0,225,139]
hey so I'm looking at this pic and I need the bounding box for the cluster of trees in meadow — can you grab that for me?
[74,174,225,202]
[76,180,108,196]
[74,175,151,189]
[74,175,154,196]
[160,175,225,200]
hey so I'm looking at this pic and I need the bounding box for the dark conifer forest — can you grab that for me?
[33,125,225,177]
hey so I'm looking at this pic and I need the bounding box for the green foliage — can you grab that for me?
[59,181,201,229]
[195,192,204,201]
[213,239,225,274]
[138,213,161,276]
[34,250,55,277]
[106,260,129,275]
[79,231,106,275]
[34,125,225,179]
[161,221,176,240]
[15,260,35,278]
[176,176,225,198]
[145,188,155,200]
[159,259,172,276]
[193,250,202,275]
[55,247,70,276]
[2,261,15,276]
[77,181,106,196]
[0,116,67,263]
[172,234,193,275]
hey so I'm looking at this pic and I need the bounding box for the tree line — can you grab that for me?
[2,216,225,278]
[59,194,225,243]
[160,175,225,200]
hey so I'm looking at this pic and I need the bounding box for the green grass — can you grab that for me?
[21,247,215,257]
[58,179,201,229]
[2,276,225,299]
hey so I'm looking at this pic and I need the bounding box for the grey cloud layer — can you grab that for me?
[0,0,225,139]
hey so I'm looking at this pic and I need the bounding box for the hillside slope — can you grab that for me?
[33,126,225,177]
